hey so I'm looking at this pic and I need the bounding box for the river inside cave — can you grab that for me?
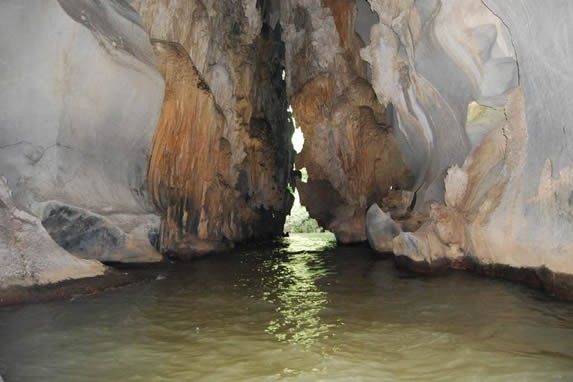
[1,233,572,381]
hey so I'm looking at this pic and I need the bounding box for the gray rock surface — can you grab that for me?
[41,202,161,263]
[362,0,518,206]
[0,0,164,287]
[364,0,573,276]
[0,0,163,214]
[366,204,402,254]
[467,0,573,273]
[0,178,105,288]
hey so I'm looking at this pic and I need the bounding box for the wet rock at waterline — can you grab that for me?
[0,178,105,288]
[41,203,162,264]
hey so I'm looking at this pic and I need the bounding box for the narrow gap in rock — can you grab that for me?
[284,104,329,234]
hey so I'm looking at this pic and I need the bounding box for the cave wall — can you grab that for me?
[281,0,573,280]
[1,0,573,293]
[461,0,573,274]
[0,0,165,287]
[362,0,573,281]
[132,0,295,256]
[0,0,295,289]
[362,0,518,205]
[281,0,412,243]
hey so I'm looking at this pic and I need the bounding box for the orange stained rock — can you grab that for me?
[322,0,356,48]
[147,40,230,250]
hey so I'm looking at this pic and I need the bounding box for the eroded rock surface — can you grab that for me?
[281,0,412,243]
[366,204,401,254]
[133,0,295,256]
[363,0,573,290]
[362,0,518,206]
[0,178,105,288]
[0,0,164,287]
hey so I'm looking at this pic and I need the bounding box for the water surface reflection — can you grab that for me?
[1,233,572,381]
[263,250,337,346]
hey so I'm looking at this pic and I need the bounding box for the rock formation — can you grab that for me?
[133,0,295,256]
[281,0,412,243]
[366,204,401,254]
[0,0,164,288]
[362,0,573,294]
[0,0,296,292]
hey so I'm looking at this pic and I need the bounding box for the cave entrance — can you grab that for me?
[283,106,329,234]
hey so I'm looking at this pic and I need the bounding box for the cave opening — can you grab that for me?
[2,1,573,380]
[283,104,330,235]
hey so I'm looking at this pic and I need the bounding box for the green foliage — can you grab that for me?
[284,189,324,233]
[285,215,323,233]
[300,167,308,183]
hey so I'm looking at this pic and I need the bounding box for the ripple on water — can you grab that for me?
[0,233,572,381]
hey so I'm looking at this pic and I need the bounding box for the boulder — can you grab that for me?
[41,203,162,264]
[0,178,105,288]
[366,204,402,254]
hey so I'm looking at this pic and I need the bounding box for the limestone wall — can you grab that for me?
[132,0,296,255]
[0,0,165,287]
[363,0,573,283]
[281,0,412,243]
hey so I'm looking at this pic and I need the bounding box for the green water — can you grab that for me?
[1,233,572,381]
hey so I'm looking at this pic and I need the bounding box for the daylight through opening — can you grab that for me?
[284,106,330,234]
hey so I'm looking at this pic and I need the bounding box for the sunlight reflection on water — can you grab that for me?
[1,233,573,381]
[263,250,338,346]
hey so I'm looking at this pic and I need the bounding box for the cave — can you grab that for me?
[1,0,573,380]
[283,109,328,235]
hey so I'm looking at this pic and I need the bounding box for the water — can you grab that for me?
[1,233,572,381]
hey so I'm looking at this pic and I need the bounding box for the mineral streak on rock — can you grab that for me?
[147,40,233,255]
[136,0,295,256]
